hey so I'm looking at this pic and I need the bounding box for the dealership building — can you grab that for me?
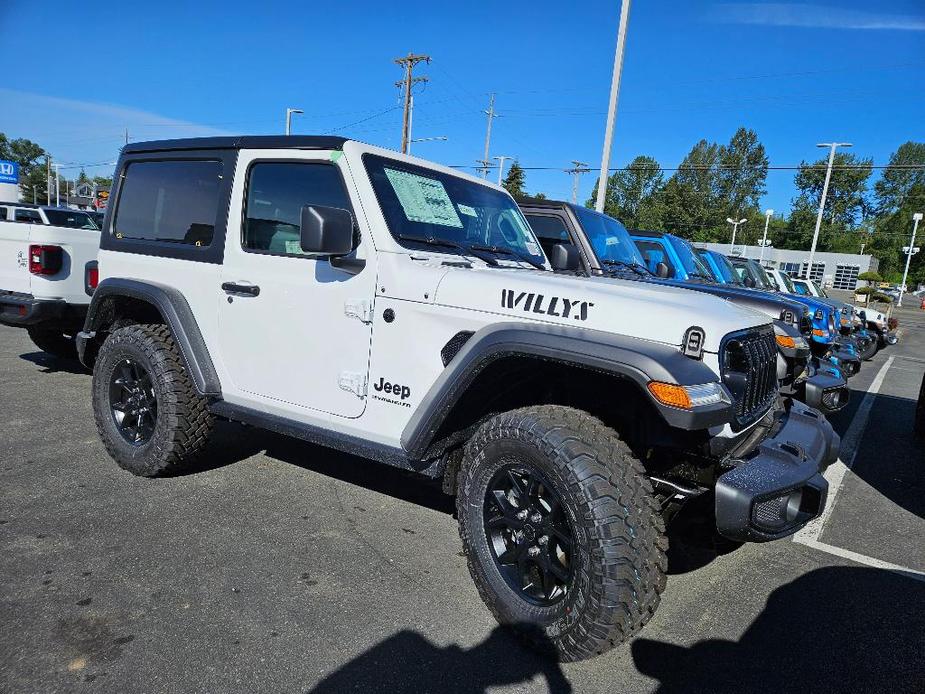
[694,243,879,291]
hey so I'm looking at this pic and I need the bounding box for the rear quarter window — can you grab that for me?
[113,159,223,247]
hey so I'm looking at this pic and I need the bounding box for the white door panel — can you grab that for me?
[217,150,376,418]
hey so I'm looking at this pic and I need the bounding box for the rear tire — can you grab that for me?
[457,405,667,662]
[27,327,77,359]
[92,323,214,477]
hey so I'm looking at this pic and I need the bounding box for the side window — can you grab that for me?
[14,209,42,223]
[243,162,353,256]
[524,213,571,258]
[114,159,222,246]
[636,240,673,277]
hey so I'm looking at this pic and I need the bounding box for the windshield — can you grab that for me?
[792,280,810,295]
[698,250,738,283]
[667,235,712,279]
[776,271,796,293]
[571,206,648,267]
[750,261,774,289]
[43,209,99,230]
[363,154,546,266]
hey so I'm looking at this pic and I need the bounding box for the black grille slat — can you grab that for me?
[720,327,778,431]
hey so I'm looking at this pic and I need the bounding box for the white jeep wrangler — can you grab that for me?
[0,203,100,357]
[77,136,839,661]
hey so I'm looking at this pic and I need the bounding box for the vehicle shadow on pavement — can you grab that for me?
[306,625,572,694]
[631,566,925,693]
[19,350,88,375]
[841,391,924,521]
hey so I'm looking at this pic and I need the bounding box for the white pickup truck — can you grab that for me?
[0,203,100,357]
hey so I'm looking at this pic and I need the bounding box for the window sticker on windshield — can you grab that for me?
[525,241,541,256]
[284,240,305,255]
[457,203,477,217]
[384,168,463,228]
[605,237,619,245]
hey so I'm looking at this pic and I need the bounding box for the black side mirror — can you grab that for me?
[656,262,670,278]
[300,205,354,256]
[550,243,581,272]
[743,276,756,288]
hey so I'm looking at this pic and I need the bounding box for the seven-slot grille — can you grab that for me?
[720,326,778,430]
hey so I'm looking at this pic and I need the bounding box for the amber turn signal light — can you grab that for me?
[647,382,692,409]
[775,334,796,349]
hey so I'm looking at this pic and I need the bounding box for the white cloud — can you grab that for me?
[711,3,925,31]
[0,87,232,169]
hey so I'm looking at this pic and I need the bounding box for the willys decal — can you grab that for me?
[501,289,594,321]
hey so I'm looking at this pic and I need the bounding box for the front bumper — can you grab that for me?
[715,400,840,542]
[799,371,850,413]
[0,291,67,327]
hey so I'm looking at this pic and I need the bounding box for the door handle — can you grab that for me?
[221,282,260,297]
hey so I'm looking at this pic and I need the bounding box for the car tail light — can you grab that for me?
[28,244,63,275]
[85,261,99,296]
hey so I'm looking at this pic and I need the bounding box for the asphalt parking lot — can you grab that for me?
[1,305,923,694]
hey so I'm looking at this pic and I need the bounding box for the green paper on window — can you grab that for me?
[384,168,463,228]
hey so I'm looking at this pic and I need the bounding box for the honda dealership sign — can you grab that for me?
[0,160,19,184]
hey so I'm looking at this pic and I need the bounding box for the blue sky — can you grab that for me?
[1,0,923,214]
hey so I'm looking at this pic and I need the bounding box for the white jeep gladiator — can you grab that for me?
[0,203,100,356]
[77,136,839,661]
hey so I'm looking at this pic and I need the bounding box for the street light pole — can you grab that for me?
[759,209,774,263]
[807,141,852,278]
[594,0,632,212]
[285,108,303,136]
[494,155,511,186]
[726,217,746,254]
[54,163,60,207]
[898,212,922,308]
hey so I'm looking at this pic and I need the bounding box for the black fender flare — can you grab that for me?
[400,322,732,459]
[80,278,221,396]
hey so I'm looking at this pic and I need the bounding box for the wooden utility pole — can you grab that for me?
[566,161,591,203]
[394,52,430,154]
[477,93,498,178]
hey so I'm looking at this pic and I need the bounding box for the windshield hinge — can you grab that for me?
[344,299,374,324]
[338,371,367,398]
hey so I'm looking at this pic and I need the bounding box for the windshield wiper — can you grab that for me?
[601,259,651,277]
[396,234,499,266]
[471,244,547,271]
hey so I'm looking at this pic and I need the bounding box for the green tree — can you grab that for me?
[660,139,721,236]
[874,141,925,215]
[586,155,664,229]
[786,152,873,251]
[502,160,526,199]
[716,127,768,220]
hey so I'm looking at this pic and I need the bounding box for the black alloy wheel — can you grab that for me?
[483,464,574,606]
[109,358,157,445]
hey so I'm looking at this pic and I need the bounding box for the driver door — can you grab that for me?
[217,150,376,418]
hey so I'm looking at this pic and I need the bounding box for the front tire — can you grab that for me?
[92,323,214,477]
[27,327,77,359]
[457,405,667,661]
[858,335,878,361]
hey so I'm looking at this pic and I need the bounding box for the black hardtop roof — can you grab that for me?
[517,197,569,209]
[628,229,666,238]
[122,135,349,154]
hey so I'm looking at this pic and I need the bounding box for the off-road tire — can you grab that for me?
[92,323,214,476]
[27,327,77,359]
[858,335,878,361]
[457,405,667,662]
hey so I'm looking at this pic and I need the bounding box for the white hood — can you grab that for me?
[434,267,769,353]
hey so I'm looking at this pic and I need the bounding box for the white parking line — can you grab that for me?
[791,355,925,581]
[795,355,895,543]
